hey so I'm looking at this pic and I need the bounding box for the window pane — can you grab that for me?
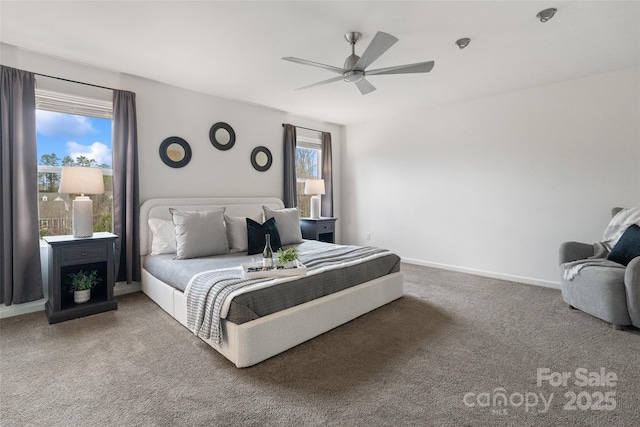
[36,110,113,238]
[295,146,322,217]
[296,147,319,179]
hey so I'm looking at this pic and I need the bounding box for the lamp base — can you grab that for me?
[72,196,94,238]
[310,195,321,219]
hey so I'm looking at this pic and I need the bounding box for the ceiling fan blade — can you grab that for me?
[282,57,345,75]
[355,79,376,95]
[366,61,435,76]
[295,75,344,91]
[353,32,398,71]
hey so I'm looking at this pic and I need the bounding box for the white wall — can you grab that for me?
[123,73,342,237]
[342,67,640,287]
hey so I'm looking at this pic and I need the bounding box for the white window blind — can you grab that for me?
[296,128,322,149]
[35,89,113,119]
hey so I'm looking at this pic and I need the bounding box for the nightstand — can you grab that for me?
[300,217,338,243]
[44,232,118,324]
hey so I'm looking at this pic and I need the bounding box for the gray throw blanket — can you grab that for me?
[187,245,389,344]
[562,242,624,281]
[561,207,640,281]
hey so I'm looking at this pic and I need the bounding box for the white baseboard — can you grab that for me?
[0,299,47,319]
[114,281,142,296]
[0,281,141,320]
[401,257,561,290]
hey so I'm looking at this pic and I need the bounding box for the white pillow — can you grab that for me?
[263,206,303,245]
[148,218,176,255]
[225,214,262,252]
[170,208,229,259]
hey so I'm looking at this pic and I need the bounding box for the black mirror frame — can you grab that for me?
[159,136,192,168]
[250,146,273,172]
[209,122,236,151]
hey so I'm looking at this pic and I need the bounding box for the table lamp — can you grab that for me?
[58,166,105,238]
[304,179,325,219]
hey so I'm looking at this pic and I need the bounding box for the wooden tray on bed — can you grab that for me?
[242,261,308,278]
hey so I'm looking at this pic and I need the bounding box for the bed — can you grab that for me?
[139,197,403,368]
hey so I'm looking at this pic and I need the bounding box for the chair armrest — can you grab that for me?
[559,241,594,265]
[624,256,640,327]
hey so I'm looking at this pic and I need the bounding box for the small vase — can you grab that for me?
[74,289,91,304]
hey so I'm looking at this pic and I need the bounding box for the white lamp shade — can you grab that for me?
[59,166,105,195]
[304,179,325,196]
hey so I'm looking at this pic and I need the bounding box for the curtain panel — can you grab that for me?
[283,124,297,208]
[0,66,44,305]
[321,132,334,217]
[112,90,141,283]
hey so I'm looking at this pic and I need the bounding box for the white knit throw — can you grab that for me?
[563,207,640,281]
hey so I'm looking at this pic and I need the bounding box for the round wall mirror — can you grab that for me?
[209,122,236,151]
[159,137,192,168]
[251,146,272,172]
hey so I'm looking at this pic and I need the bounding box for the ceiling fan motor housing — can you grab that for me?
[344,54,361,71]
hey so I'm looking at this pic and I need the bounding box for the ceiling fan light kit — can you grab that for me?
[282,31,435,95]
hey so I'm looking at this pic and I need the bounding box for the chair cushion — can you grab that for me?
[608,224,640,266]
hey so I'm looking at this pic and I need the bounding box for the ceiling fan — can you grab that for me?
[282,31,435,95]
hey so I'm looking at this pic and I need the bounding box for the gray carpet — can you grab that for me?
[1,263,639,426]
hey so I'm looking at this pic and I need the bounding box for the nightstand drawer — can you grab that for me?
[318,222,334,233]
[60,244,107,265]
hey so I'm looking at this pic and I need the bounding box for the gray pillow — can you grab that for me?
[170,208,229,259]
[225,213,262,252]
[263,206,303,245]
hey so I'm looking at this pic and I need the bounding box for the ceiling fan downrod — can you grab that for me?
[343,32,362,71]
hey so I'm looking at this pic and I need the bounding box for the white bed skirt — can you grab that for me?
[142,267,403,367]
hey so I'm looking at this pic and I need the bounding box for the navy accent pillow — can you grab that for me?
[608,224,640,266]
[246,217,282,255]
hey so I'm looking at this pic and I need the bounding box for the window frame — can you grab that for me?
[295,132,323,218]
[35,89,114,239]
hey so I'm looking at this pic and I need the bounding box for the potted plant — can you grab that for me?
[277,247,300,269]
[68,270,101,304]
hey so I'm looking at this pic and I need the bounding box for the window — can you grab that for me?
[35,89,113,238]
[295,131,322,217]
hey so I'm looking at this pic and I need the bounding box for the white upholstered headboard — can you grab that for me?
[139,197,285,257]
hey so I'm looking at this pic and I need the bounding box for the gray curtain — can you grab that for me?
[0,66,44,305]
[283,124,297,208]
[112,90,140,283]
[321,132,333,217]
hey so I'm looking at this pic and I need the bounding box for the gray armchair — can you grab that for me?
[559,208,640,330]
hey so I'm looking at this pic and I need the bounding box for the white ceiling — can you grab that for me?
[1,1,639,125]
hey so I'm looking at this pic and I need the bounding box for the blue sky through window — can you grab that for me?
[36,110,112,167]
